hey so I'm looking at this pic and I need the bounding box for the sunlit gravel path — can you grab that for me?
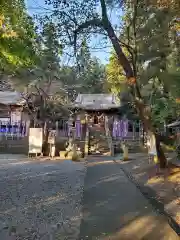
[0,155,86,240]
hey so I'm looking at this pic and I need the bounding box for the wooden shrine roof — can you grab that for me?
[72,94,121,110]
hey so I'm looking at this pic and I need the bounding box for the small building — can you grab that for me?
[0,91,30,138]
[0,91,30,154]
[70,94,140,137]
[68,93,142,155]
[0,91,27,123]
[72,93,121,125]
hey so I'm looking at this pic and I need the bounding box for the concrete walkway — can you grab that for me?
[79,156,179,240]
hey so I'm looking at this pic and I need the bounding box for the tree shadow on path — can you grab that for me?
[79,158,179,240]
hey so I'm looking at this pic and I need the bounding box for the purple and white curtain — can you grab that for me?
[0,121,27,137]
[67,116,82,138]
[75,120,82,138]
[112,119,128,139]
[67,119,72,137]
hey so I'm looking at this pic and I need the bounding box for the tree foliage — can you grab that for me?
[0,0,38,73]
[106,0,180,128]
[76,40,106,94]
[106,48,130,94]
[20,20,67,124]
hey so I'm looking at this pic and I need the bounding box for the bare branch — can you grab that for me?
[74,18,103,53]
[118,40,134,53]
[34,85,41,96]
[38,87,49,98]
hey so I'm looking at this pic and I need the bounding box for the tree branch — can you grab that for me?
[74,18,103,53]
[118,39,134,54]
[99,0,143,104]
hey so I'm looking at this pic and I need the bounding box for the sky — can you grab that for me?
[25,0,122,64]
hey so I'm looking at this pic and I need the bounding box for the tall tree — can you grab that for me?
[19,21,69,155]
[23,20,65,121]
[77,41,106,94]
[106,49,129,95]
[107,0,180,124]
[59,40,106,97]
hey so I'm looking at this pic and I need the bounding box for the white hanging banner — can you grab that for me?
[11,111,21,124]
[0,118,10,123]
[29,128,43,154]
[147,132,157,156]
[48,130,56,144]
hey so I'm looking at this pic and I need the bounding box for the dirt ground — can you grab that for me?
[79,155,179,239]
[117,153,180,227]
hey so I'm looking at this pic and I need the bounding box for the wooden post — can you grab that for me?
[132,121,135,140]
[84,114,89,157]
[84,128,89,156]
[163,121,166,135]
[139,121,142,144]
[105,115,114,156]
[55,121,58,137]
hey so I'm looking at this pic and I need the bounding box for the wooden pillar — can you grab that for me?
[55,121,58,137]
[105,115,114,156]
[68,115,73,137]
[132,121,135,140]
[163,121,166,134]
[84,113,89,156]
[25,120,30,137]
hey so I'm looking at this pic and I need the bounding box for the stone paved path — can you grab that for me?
[79,156,179,240]
[0,155,86,239]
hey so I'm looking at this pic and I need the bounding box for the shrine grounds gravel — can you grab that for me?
[0,155,86,240]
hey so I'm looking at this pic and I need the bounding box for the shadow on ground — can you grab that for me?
[119,153,180,229]
[79,157,179,240]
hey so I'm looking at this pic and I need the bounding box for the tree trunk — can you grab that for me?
[134,97,167,168]
[42,121,50,156]
[99,0,167,168]
[155,134,167,168]
[141,128,145,146]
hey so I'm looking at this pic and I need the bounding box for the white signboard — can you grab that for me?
[29,128,43,154]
